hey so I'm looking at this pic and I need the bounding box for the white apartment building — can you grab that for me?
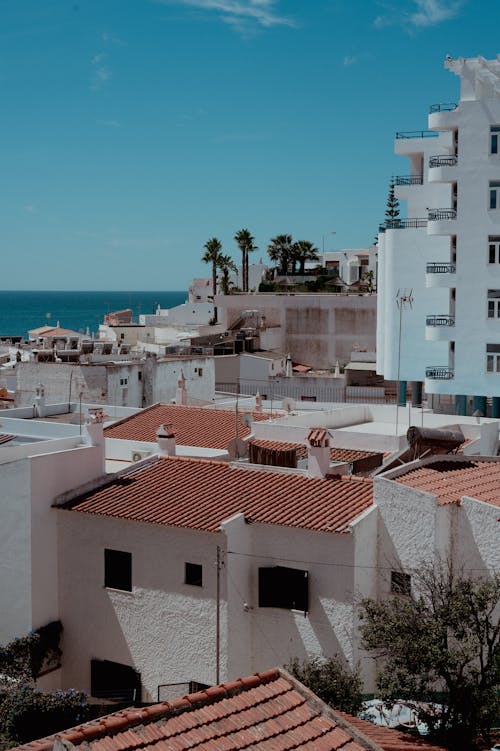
[377,55,500,416]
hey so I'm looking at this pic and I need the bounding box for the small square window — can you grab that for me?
[105,549,132,591]
[391,570,411,596]
[185,562,203,586]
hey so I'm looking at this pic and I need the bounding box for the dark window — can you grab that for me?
[300,395,317,402]
[91,659,141,702]
[105,549,132,591]
[391,570,411,595]
[489,236,500,264]
[198,367,203,377]
[259,566,309,612]
[120,333,125,340]
[490,126,500,154]
[185,562,203,586]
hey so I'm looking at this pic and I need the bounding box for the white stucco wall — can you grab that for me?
[58,512,224,701]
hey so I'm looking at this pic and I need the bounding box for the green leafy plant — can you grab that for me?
[286,656,363,715]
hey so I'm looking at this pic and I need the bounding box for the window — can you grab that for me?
[486,344,500,373]
[488,236,500,264]
[491,126,500,154]
[120,377,128,386]
[489,181,500,209]
[198,367,203,377]
[185,562,203,586]
[258,566,309,612]
[120,333,125,340]
[91,659,140,702]
[138,371,142,381]
[391,570,411,596]
[487,290,500,318]
[300,395,317,402]
[104,549,132,591]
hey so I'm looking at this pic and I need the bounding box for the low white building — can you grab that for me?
[323,247,377,287]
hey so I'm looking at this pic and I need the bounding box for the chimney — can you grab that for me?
[175,369,187,406]
[157,423,176,457]
[34,383,46,417]
[285,353,293,378]
[85,408,105,446]
[255,390,263,413]
[306,427,331,478]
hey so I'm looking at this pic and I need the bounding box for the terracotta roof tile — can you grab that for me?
[10,670,446,751]
[249,439,382,464]
[104,403,271,450]
[64,455,373,534]
[337,711,445,751]
[393,457,500,508]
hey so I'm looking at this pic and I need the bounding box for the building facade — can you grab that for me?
[377,55,500,415]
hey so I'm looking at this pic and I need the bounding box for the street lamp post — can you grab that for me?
[322,231,336,263]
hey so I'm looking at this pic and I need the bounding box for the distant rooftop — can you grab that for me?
[104,403,273,449]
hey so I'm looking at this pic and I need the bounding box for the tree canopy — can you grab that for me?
[287,656,362,715]
[202,237,223,322]
[359,563,500,751]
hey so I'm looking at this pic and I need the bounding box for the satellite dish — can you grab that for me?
[241,413,253,428]
[282,397,296,413]
[227,438,248,460]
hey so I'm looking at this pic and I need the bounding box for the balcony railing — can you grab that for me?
[429,102,457,113]
[426,366,454,380]
[426,315,455,327]
[429,155,458,168]
[428,208,457,221]
[426,262,456,274]
[381,218,428,230]
[396,130,439,139]
[393,175,423,185]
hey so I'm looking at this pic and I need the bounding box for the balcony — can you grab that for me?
[393,175,423,185]
[428,155,458,183]
[429,103,457,113]
[426,315,455,341]
[380,218,428,232]
[425,366,454,380]
[428,103,458,130]
[427,208,457,236]
[425,262,456,288]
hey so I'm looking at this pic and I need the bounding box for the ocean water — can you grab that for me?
[0,291,187,338]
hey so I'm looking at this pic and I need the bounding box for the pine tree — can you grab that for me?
[385,179,400,224]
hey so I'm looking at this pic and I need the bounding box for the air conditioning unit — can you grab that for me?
[131,449,151,462]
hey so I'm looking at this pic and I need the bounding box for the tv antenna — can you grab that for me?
[395,289,414,437]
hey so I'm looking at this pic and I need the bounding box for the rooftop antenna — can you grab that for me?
[395,289,414,438]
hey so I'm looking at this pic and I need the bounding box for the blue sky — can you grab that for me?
[2,0,499,290]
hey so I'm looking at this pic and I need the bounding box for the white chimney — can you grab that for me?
[255,391,263,413]
[34,383,46,417]
[85,408,105,447]
[285,353,293,378]
[175,370,187,406]
[157,423,176,457]
[307,427,331,478]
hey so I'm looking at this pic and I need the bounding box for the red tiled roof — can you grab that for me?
[104,403,271,450]
[337,711,445,751]
[9,669,446,751]
[65,455,373,534]
[394,458,500,508]
[249,439,382,464]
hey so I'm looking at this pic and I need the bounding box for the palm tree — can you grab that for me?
[234,229,257,292]
[267,234,293,276]
[202,237,223,322]
[218,254,237,295]
[291,240,320,275]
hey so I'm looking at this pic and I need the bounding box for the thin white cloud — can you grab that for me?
[343,55,357,67]
[24,204,37,214]
[101,31,126,45]
[96,119,121,128]
[90,52,112,90]
[157,0,296,30]
[375,0,463,29]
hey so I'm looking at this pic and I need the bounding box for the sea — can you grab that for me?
[0,290,188,339]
